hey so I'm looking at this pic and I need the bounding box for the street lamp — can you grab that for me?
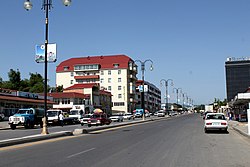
[160,79,173,111]
[173,88,182,105]
[182,92,187,111]
[24,0,71,135]
[135,59,153,120]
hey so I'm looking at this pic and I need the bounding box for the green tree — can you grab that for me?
[8,69,21,90]
[28,73,44,93]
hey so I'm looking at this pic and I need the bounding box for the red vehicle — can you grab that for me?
[87,113,111,127]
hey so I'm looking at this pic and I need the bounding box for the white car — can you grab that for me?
[204,113,228,133]
[80,114,93,126]
[110,114,124,122]
[123,113,134,120]
[157,111,165,117]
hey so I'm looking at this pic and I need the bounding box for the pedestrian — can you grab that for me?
[59,112,64,127]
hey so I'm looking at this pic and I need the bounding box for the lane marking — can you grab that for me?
[67,148,96,158]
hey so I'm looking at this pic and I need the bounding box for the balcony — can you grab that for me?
[74,75,99,80]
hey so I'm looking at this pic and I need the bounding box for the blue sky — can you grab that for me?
[1,0,250,105]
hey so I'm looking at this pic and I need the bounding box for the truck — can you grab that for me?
[69,105,87,123]
[9,108,44,130]
[47,109,77,125]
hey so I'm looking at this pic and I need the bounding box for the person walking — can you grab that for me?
[59,112,64,127]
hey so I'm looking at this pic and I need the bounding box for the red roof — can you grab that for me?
[64,83,99,90]
[56,54,133,72]
[48,92,90,99]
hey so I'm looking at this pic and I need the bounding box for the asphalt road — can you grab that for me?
[0,118,138,140]
[1,114,250,167]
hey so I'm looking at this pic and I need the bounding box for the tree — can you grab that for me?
[8,69,21,90]
[28,73,44,93]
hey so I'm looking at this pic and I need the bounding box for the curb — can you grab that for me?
[232,126,250,139]
[0,131,73,148]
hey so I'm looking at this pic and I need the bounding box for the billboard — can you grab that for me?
[35,43,57,63]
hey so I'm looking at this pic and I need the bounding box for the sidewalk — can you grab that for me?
[228,120,250,139]
[0,120,10,130]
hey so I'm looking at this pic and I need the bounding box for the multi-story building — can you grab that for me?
[48,83,112,114]
[225,57,250,101]
[136,80,161,113]
[56,54,138,113]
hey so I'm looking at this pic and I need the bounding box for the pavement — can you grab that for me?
[228,120,250,139]
[0,115,249,148]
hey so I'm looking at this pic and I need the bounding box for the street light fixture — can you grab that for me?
[182,92,187,111]
[160,79,173,111]
[173,88,182,105]
[24,0,71,135]
[135,59,153,121]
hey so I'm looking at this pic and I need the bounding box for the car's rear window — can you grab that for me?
[206,114,225,120]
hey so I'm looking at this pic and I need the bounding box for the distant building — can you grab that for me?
[56,55,138,113]
[0,88,53,117]
[136,80,161,113]
[48,83,112,114]
[225,57,250,101]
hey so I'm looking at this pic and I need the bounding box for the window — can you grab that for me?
[100,78,104,83]
[63,66,69,71]
[118,70,121,74]
[62,98,70,104]
[118,78,121,82]
[108,70,111,75]
[100,71,104,75]
[71,72,74,77]
[53,99,60,104]
[74,64,99,71]
[118,94,122,98]
[108,86,111,91]
[108,78,111,83]
[70,80,73,84]
[114,64,119,68]
[113,102,125,106]
[118,86,122,90]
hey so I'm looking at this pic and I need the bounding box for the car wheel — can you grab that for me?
[81,123,84,126]
[204,128,208,133]
[10,124,16,130]
[88,124,91,127]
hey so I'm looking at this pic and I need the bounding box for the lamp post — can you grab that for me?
[173,88,182,105]
[160,79,173,111]
[135,59,153,120]
[24,0,71,135]
[182,92,187,111]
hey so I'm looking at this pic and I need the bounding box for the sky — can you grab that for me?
[1,0,250,105]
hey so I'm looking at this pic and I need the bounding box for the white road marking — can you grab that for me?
[67,148,96,158]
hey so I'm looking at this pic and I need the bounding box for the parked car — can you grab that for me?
[154,112,158,116]
[169,111,178,116]
[109,114,124,122]
[80,114,93,126]
[123,113,134,120]
[87,113,111,127]
[157,111,165,117]
[204,113,228,133]
[145,112,151,117]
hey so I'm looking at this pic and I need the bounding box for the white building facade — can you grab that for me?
[56,55,137,113]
